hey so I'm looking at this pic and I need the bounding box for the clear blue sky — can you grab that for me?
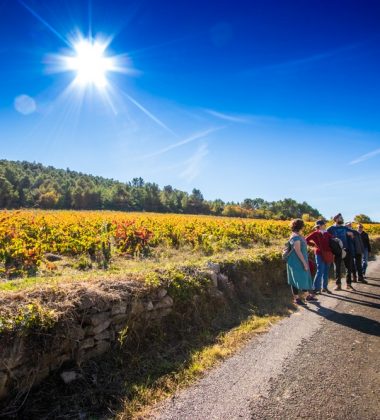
[0,0,379,220]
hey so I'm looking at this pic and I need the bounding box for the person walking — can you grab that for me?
[286,219,315,305]
[357,223,371,279]
[306,219,334,294]
[327,213,355,291]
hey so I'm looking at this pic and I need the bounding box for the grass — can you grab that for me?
[118,313,282,420]
[0,243,282,293]
[14,286,292,419]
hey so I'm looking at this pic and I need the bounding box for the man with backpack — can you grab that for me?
[327,213,355,291]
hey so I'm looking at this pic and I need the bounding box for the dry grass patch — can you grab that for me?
[117,314,282,420]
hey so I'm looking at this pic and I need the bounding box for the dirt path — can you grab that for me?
[149,258,380,420]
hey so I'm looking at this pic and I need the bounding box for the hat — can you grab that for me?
[333,213,342,221]
[314,219,327,228]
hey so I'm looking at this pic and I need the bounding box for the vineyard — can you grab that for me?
[1,210,380,279]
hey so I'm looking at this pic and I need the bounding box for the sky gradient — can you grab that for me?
[0,0,380,220]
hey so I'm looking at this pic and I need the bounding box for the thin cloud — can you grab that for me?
[122,91,177,137]
[349,148,380,165]
[141,126,224,159]
[242,43,360,75]
[204,109,249,123]
[180,143,208,182]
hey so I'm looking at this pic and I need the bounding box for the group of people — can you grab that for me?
[285,213,371,305]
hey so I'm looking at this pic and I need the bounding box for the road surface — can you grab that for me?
[149,257,380,420]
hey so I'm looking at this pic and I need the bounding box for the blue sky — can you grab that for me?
[0,0,379,220]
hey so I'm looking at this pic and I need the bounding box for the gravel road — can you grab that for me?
[149,258,380,420]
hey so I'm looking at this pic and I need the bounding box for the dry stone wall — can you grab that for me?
[0,258,286,400]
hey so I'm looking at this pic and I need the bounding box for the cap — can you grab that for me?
[333,213,342,221]
[314,219,327,228]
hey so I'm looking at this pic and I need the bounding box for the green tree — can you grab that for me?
[354,214,372,223]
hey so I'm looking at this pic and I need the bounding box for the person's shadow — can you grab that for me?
[349,289,380,300]
[365,281,380,288]
[321,292,380,310]
[305,302,380,337]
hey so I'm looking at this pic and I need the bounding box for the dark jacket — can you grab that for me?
[352,231,365,255]
[359,231,371,252]
[327,225,355,249]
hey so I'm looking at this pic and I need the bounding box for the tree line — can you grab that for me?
[0,160,322,220]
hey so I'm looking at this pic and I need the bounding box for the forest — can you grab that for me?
[0,160,321,220]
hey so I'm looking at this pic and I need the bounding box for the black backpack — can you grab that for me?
[329,237,342,256]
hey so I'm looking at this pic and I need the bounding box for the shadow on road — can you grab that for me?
[366,282,380,287]
[349,290,380,300]
[322,293,380,310]
[306,303,380,337]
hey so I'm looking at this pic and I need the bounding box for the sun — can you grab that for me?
[63,38,116,89]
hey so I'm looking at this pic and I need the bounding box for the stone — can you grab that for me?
[93,319,111,335]
[207,261,220,273]
[217,273,229,288]
[209,271,218,287]
[79,338,95,350]
[79,296,95,310]
[45,253,62,262]
[157,288,168,299]
[69,326,85,341]
[218,273,229,282]
[131,300,145,315]
[154,295,173,310]
[60,371,79,384]
[82,341,110,362]
[147,307,173,320]
[146,301,154,311]
[111,303,127,316]
[89,312,110,327]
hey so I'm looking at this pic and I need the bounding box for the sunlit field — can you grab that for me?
[1,210,379,282]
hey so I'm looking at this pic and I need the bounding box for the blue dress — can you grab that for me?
[286,235,313,290]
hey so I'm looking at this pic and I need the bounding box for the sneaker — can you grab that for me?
[352,278,357,283]
[346,284,355,290]
[322,288,333,294]
[306,294,318,302]
[313,289,322,295]
[334,285,342,291]
[294,298,307,306]
[358,278,368,284]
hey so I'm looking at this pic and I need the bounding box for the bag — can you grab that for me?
[282,240,294,261]
[321,250,334,264]
[329,237,343,257]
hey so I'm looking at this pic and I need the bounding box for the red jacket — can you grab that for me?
[305,230,333,255]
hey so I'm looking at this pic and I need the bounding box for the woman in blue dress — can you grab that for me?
[286,219,315,305]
